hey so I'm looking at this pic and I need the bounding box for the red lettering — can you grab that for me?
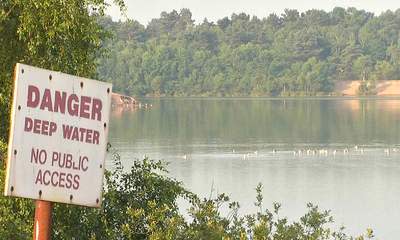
[62,125,73,139]
[51,171,59,186]
[67,94,79,117]
[25,118,57,136]
[27,85,40,108]
[26,87,104,121]
[62,125,99,145]
[35,169,79,190]
[81,156,89,171]
[91,98,102,121]
[31,148,39,163]
[31,148,46,164]
[41,120,49,135]
[49,122,57,136]
[33,119,41,134]
[43,170,51,186]
[79,128,86,141]
[54,91,66,113]
[52,152,59,166]
[35,169,43,185]
[66,174,73,189]
[65,154,72,169]
[73,175,80,190]
[93,130,99,145]
[72,159,80,171]
[80,96,91,119]
[24,117,33,132]
[58,154,65,168]
[40,89,53,111]
[85,129,93,143]
[59,172,65,188]
[35,170,51,186]
[71,127,79,141]
[24,117,57,136]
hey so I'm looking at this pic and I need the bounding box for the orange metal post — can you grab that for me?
[33,200,52,240]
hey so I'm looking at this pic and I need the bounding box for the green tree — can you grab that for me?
[0,0,125,146]
[0,0,125,237]
[372,60,396,80]
[97,8,400,97]
[353,55,374,80]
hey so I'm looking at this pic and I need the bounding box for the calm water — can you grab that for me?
[108,98,400,239]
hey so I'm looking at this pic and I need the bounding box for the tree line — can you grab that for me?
[97,8,400,96]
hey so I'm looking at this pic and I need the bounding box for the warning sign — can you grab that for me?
[4,63,112,207]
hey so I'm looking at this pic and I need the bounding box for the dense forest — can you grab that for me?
[97,8,400,96]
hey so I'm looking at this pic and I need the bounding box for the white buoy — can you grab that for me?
[306,149,311,155]
[312,150,316,155]
[322,149,328,156]
[319,149,327,155]
[384,148,390,155]
[297,150,303,155]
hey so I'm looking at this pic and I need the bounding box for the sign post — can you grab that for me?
[33,200,52,240]
[4,63,112,238]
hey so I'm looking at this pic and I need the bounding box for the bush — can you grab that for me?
[0,148,375,239]
[358,80,376,95]
[0,140,34,239]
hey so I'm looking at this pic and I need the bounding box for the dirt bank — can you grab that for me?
[335,80,400,96]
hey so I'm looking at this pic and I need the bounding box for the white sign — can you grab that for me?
[4,63,112,207]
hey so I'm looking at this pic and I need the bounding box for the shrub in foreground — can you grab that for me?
[0,149,374,239]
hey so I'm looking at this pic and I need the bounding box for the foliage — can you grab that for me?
[0,145,189,239]
[50,153,191,239]
[0,166,34,239]
[0,150,376,239]
[0,0,125,238]
[358,80,376,95]
[148,182,376,240]
[97,8,400,97]
[0,0,125,146]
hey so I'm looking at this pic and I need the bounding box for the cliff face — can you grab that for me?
[335,80,400,96]
[375,81,400,96]
[335,81,361,96]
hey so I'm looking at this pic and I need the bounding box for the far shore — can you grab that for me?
[117,80,400,99]
[335,80,400,96]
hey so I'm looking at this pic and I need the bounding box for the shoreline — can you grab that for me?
[137,95,400,100]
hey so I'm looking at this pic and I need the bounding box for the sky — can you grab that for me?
[106,0,400,25]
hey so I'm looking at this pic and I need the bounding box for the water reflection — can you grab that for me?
[110,98,400,148]
[109,98,400,239]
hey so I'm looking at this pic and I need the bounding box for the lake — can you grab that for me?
[108,98,400,239]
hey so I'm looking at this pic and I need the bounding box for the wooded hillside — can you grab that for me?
[98,8,400,96]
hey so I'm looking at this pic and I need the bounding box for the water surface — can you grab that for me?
[109,98,400,239]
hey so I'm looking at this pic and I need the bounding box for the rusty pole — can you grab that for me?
[33,200,53,240]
